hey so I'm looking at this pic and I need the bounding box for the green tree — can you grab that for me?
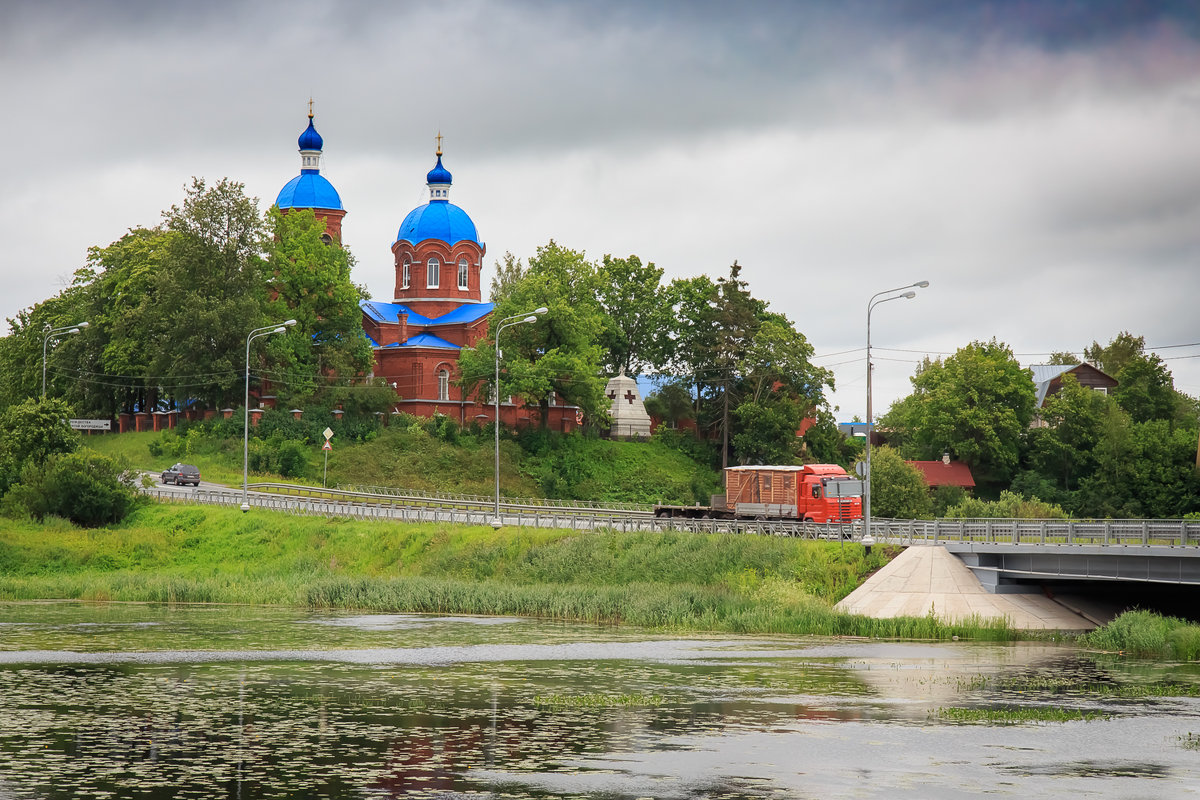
[263,208,375,405]
[459,241,609,424]
[1084,331,1145,377]
[1113,352,1175,424]
[146,178,268,408]
[658,274,719,419]
[596,254,670,376]
[643,380,695,428]
[0,397,81,494]
[868,446,932,519]
[884,339,1034,485]
[1024,374,1108,492]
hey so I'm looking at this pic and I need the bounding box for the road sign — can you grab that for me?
[323,427,334,440]
[854,460,867,477]
[69,419,111,431]
[322,440,332,451]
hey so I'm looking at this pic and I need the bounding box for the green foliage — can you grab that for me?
[517,431,720,504]
[868,446,932,519]
[263,208,375,405]
[802,407,863,468]
[0,397,80,478]
[643,380,695,428]
[931,484,968,517]
[2,451,140,527]
[883,339,1035,484]
[1082,610,1200,659]
[596,253,671,376]
[459,243,609,423]
[943,490,1068,519]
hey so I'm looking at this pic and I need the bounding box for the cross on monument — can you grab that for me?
[625,390,636,404]
[607,390,616,400]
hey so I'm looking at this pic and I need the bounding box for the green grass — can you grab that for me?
[1082,610,1200,660]
[0,503,1014,640]
[937,706,1110,724]
[83,422,721,505]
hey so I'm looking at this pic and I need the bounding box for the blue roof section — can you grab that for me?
[396,202,479,246]
[276,173,343,211]
[432,302,493,325]
[361,299,493,327]
[395,332,459,349]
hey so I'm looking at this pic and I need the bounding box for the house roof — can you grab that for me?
[1030,363,1118,407]
[906,460,976,489]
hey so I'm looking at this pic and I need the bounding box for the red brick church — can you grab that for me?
[276,112,580,430]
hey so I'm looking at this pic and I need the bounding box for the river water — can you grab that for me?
[1,602,1198,799]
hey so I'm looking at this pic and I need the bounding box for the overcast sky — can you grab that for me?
[3,0,1198,420]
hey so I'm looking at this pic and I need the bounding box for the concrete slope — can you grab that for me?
[835,545,1096,631]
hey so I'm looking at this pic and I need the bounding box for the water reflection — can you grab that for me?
[0,602,1198,798]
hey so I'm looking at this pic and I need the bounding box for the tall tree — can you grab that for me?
[595,253,669,377]
[883,339,1035,484]
[262,208,374,404]
[459,241,609,424]
[1084,331,1146,377]
[147,178,268,408]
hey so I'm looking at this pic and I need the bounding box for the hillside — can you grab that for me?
[84,423,723,505]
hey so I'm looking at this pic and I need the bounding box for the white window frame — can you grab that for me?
[437,369,450,401]
[427,257,440,289]
[402,259,410,289]
[458,258,469,290]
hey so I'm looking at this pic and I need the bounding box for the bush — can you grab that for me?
[2,451,140,527]
[943,490,1068,519]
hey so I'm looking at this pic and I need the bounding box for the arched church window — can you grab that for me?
[438,368,450,401]
[458,258,469,290]
[402,258,410,289]
[427,257,440,289]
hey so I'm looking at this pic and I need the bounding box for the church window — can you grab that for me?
[458,258,469,290]
[438,369,450,401]
[402,258,410,289]
[411,364,422,397]
[427,257,440,289]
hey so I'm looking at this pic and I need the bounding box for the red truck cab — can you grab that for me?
[723,464,863,523]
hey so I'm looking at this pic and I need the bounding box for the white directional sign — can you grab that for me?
[69,419,111,431]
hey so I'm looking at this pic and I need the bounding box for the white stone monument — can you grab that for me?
[604,369,652,438]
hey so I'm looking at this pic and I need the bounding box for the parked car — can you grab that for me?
[161,463,201,486]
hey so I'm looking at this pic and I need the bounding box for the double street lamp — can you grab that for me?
[242,320,297,512]
[492,307,548,529]
[864,281,928,541]
[42,321,89,397]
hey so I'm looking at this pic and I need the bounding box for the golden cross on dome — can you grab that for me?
[436,131,443,157]
[308,97,314,119]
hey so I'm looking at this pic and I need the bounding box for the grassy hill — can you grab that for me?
[84,421,722,505]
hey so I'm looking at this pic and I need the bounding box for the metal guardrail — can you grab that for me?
[335,484,654,514]
[141,486,1200,547]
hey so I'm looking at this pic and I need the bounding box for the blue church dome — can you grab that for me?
[276,108,343,211]
[298,117,324,151]
[396,202,478,245]
[276,173,343,211]
[426,154,452,185]
[396,147,478,245]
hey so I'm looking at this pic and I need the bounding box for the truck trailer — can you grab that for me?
[654,464,864,523]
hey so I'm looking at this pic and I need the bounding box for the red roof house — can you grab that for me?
[906,460,976,490]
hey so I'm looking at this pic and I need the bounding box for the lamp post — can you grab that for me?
[242,320,297,512]
[865,281,928,542]
[492,307,547,529]
[42,321,89,398]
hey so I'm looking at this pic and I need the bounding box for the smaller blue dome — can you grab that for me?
[396,202,478,245]
[276,173,343,211]
[426,154,452,185]
[298,117,324,151]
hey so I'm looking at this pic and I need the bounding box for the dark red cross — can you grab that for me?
[625,390,636,404]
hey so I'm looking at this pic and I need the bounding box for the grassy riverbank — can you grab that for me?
[0,503,1017,640]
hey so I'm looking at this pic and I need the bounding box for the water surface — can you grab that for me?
[1,602,1197,798]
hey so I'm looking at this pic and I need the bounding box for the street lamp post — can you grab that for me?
[242,320,297,512]
[492,307,548,529]
[865,281,928,542]
[42,321,89,397]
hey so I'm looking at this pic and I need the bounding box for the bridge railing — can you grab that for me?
[875,517,1200,547]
